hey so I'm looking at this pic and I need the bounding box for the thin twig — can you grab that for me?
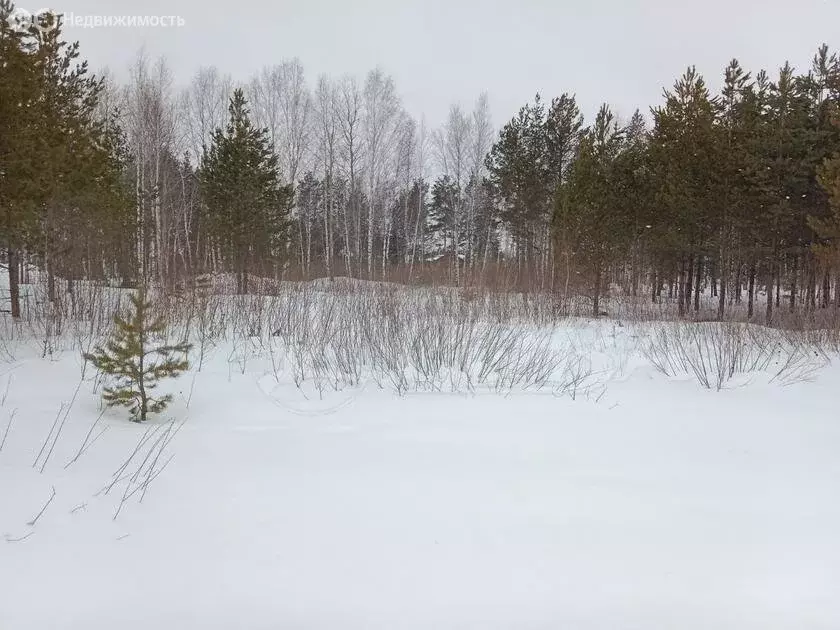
[95,472,130,497]
[4,532,34,543]
[33,403,66,469]
[129,421,174,485]
[112,476,134,521]
[64,407,109,469]
[26,486,56,527]
[186,372,197,408]
[102,424,162,495]
[1,374,12,406]
[112,419,184,519]
[0,408,16,452]
[136,454,176,504]
[40,379,83,473]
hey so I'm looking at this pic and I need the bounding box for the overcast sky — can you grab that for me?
[42,0,840,127]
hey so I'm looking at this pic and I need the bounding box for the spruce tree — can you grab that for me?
[84,289,192,422]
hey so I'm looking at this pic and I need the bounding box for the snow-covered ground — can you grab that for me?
[1,285,839,629]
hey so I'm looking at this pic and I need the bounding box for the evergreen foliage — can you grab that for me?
[813,108,840,296]
[0,2,129,313]
[199,88,293,294]
[559,104,627,316]
[483,50,840,319]
[84,290,192,422]
[2,6,840,321]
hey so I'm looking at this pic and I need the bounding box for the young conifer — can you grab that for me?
[84,289,192,422]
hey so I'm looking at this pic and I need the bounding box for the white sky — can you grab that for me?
[36,0,840,127]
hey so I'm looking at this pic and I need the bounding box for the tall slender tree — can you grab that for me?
[199,89,292,293]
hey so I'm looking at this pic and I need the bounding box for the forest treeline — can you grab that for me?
[2,2,840,322]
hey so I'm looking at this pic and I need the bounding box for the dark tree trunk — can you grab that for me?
[747,262,756,319]
[789,255,797,311]
[47,268,56,304]
[718,256,727,321]
[8,248,20,319]
[710,259,717,298]
[685,256,694,315]
[835,274,840,310]
[651,270,658,304]
[822,269,831,309]
[766,261,774,325]
[678,259,686,318]
[694,256,702,312]
[593,265,601,318]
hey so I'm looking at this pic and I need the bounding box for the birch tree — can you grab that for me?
[337,76,364,275]
[408,117,430,278]
[313,75,339,278]
[180,66,232,163]
[362,69,400,277]
[125,52,178,286]
[435,104,472,284]
[469,93,494,276]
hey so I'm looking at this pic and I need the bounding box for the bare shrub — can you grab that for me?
[7,271,835,401]
[641,321,826,390]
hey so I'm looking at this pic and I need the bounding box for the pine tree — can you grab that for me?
[803,46,840,309]
[735,70,774,319]
[426,175,458,258]
[199,88,292,294]
[544,93,584,193]
[649,67,722,317]
[716,59,752,319]
[560,103,627,317]
[84,289,192,422]
[760,63,814,317]
[812,107,840,307]
[1,0,40,317]
[613,109,650,299]
[486,95,551,273]
[1,4,129,314]
[35,14,128,300]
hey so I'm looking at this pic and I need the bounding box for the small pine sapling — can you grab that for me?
[85,289,192,422]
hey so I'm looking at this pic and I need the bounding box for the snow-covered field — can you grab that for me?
[1,283,839,629]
